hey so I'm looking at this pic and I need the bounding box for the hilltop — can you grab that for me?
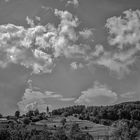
[0,101,139,139]
[52,101,140,125]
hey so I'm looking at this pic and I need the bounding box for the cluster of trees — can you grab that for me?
[52,101,140,140]
[0,101,140,139]
[111,119,140,140]
[11,109,48,125]
[0,121,93,140]
[52,101,140,125]
[23,109,47,123]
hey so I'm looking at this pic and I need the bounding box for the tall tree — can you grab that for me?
[15,110,20,118]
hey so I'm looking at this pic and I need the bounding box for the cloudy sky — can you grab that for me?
[0,0,140,115]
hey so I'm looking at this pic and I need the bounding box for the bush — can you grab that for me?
[100,119,112,126]
[0,129,10,140]
[23,117,31,125]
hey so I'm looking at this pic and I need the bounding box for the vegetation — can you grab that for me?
[111,120,140,140]
[52,101,140,123]
[0,102,140,139]
[52,101,140,139]
[0,122,93,140]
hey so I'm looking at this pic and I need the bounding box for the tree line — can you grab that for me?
[52,101,140,124]
[52,101,140,140]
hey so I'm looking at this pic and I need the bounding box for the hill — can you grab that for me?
[0,101,139,139]
[30,116,114,137]
[52,101,140,125]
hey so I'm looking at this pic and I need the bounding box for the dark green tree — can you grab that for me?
[61,118,67,127]
[131,109,140,121]
[23,117,31,125]
[15,110,20,118]
[34,108,39,116]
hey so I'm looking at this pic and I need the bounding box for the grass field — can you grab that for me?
[28,116,115,138]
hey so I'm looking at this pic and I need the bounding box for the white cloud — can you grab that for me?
[4,0,10,2]
[106,9,140,50]
[79,29,94,40]
[120,92,137,100]
[75,81,118,106]
[0,9,94,74]
[89,9,140,77]
[70,62,84,70]
[26,16,35,27]
[18,80,75,113]
[66,0,79,7]
[89,44,104,58]
[35,16,41,22]
[18,99,52,113]
[95,51,135,77]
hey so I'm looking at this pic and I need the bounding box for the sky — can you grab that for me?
[0,0,140,115]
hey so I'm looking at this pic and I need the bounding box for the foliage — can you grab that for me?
[15,110,20,118]
[0,101,140,139]
[52,101,140,124]
[0,122,93,140]
[60,118,67,126]
[34,109,40,116]
[111,120,140,140]
[53,128,68,140]
[23,117,31,125]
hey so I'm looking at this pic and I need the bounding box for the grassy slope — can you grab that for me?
[30,116,115,137]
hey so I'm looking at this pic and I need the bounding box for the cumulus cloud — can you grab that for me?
[89,44,104,58]
[0,23,54,74]
[65,0,79,7]
[18,99,52,113]
[106,9,140,50]
[75,81,118,106]
[79,29,94,40]
[18,80,75,113]
[89,9,140,77]
[5,0,10,2]
[70,62,84,70]
[120,92,136,100]
[35,16,41,22]
[26,16,35,27]
[0,9,93,74]
[95,50,136,77]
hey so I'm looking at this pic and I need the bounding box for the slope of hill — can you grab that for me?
[52,101,140,125]
[30,116,115,138]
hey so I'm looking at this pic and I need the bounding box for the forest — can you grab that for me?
[52,101,140,124]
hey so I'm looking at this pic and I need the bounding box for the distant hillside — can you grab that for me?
[52,101,140,126]
[0,101,139,139]
[30,116,114,138]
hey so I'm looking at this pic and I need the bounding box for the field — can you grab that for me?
[27,116,115,139]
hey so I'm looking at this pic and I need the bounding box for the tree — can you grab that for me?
[34,109,39,116]
[54,129,68,140]
[70,123,81,136]
[117,109,131,120]
[0,129,10,140]
[0,113,2,118]
[131,109,140,121]
[26,110,34,118]
[61,118,66,127]
[69,132,93,140]
[46,106,49,114]
[23,117,31,125]
[15,110,20,118]
[32,116,40,122]
[111,120,139,140]
[69,123,93,140]
[129,127,140,140]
